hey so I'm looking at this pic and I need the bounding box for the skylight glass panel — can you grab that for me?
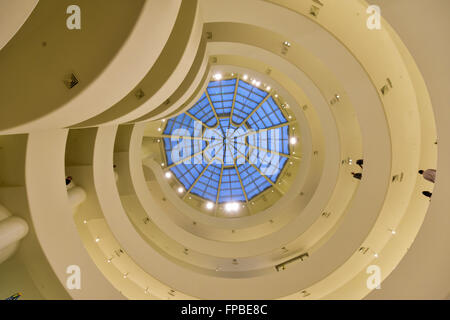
[218,167,246,203]
[187,93,217,127]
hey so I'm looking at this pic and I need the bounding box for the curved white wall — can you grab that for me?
[0,0,38,51]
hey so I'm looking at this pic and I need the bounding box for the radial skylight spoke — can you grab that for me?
[205,90,227,137]
[216,165,224,205]
[229,79,240,124]
[228,143,248,202]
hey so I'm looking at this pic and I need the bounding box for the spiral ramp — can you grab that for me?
[0,0,448,300]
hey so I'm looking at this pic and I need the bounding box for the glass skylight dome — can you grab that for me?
[162,75,293,207]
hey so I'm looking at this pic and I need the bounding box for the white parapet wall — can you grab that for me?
[0,204,29,264]
[67,185,87,209]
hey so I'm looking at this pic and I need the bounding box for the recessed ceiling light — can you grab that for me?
[165,172,172,179]
[290,137,298,145]
[95,237,100,243]
[283,41,291,47]
[213,73,222,80]
[255,81,261,87]
[157,128,162,132]
[83,220,87,224]
[243,74,248,80]
[177,187,184,194]
[374,253,379,258]
[274,94,278,98]
[206,202,214,210]
[266,86,271,91]
[225,202,239,212]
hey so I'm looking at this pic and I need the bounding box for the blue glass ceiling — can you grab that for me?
[163,77,291,204]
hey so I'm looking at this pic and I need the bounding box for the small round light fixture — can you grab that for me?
[165,172,172,179]
[206,202,214,210]
[283,41,291,47]
[243,74,249,80]
[290,137,298,145]
[177,187,184,194]
[213,73,222,81]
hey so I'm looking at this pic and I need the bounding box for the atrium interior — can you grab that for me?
[0,0,448,300]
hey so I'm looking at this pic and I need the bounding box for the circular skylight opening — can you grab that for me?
[161,74,298,214]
